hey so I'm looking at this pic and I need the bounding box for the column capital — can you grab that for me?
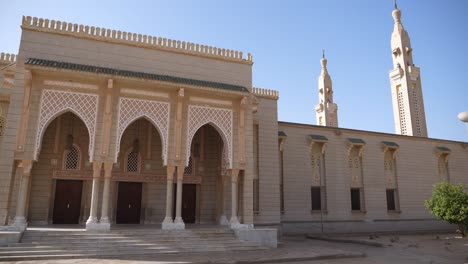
[19,160,33,177]
[103,162,113,178]
[167,165,176,181]
[230,169,240,183]
[92,162,103,178]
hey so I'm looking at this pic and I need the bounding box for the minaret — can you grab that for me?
[315,51,338,127]
[389,2,428,137]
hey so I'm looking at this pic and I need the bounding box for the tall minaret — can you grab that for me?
[315,51,338,127]
[389,2,428,137]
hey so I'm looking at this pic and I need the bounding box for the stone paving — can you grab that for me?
[0,236,363,264]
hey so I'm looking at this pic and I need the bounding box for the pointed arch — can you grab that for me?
[34,90,98,161]
[115,97,170,164]
[187,105,232,168]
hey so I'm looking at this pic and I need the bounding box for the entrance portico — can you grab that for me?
[7,58,254,232]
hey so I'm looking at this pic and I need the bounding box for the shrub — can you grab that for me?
[425,182,468,237]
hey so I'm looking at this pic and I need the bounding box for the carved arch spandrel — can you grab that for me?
[115,97,170,165]
[187,105,233,168]
[34,89,99,161]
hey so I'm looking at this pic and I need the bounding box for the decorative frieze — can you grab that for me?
[189,96,232,107]
[21,16,252,64]
[52,169,201,184]
[44,80,98,90]
[34,89,99,161]
[120,88,169,99]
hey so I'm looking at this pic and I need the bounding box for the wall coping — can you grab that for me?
[21,16,253,65]
[253,87,279,100]
[0,53,17,65]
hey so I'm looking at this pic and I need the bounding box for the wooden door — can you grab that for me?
[116,182,142,224]
[53,180,83,224]
[173,184,197,223]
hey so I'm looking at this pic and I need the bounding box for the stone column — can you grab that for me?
[230,169,241,227]
[218,175,229,225]
[11,160,33,231]
[162,166,175,229]
[99,162,113,230]
[173,166,185,229]
[86,162,102,230]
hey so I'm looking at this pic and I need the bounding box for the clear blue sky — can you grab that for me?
[1,0,467,141]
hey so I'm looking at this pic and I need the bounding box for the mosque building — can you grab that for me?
[0,4,466,244]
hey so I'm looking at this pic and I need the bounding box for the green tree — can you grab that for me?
[425,182,468,237]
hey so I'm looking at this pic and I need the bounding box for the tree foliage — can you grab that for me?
[425,182,468,236]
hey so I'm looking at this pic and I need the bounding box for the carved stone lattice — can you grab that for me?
[187,105,232,168]
[126,150,140,173]
[116,97,170,164]
[35,89,98,161]
[64,144,81,170]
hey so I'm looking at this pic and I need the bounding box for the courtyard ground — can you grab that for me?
[1,233,466,264]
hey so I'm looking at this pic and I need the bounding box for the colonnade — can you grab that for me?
[10,160,243,231]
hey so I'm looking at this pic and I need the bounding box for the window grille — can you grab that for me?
[184,156,193,175]
[64,144,80,170]
[126,150,139,172]
[397,86,407,135]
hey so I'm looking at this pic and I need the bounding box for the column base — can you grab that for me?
[85,216,98,225]
[161,217,175,230]
[172,217,185,230]
[218,215,229,226]
[6,217,27,231]
[230,223,254,230]
[86,222,111,231]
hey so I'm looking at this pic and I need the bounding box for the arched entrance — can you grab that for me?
[28,112,91,225]
[114,117,166,224]
[185,124,228,224]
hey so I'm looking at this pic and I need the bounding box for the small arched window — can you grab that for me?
[126,148,140,173]
[63,144,81,170]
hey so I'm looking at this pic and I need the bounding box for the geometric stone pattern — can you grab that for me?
[116,97,170,165]
[34,89,99,161]
[187,105,232,168]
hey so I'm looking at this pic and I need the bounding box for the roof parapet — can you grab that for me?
[252,87,279,100]
[21,16,253,65]
[0,53,17,64]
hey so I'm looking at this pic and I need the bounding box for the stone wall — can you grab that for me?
[278,122,468,234]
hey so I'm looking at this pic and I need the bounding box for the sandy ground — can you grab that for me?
[295,233,468,264]
[3,233,467,264]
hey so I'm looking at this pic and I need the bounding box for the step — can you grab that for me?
[0,245,265,257]
[0,228,266,261]
[0,246,268,262]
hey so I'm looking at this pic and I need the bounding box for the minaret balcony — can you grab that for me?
[389,68,404,82]
[315,103,323,112]
[408,66,420,81]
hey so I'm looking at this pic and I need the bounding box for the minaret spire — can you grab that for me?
[315,52,338,127]
[388,3,428,137]
[394,0,398,9]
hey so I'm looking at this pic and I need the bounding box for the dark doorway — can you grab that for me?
[116,182,142,224]
[173,184,197,223]
[53,180,83,224]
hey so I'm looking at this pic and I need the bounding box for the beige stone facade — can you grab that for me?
[0,7,467,236]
